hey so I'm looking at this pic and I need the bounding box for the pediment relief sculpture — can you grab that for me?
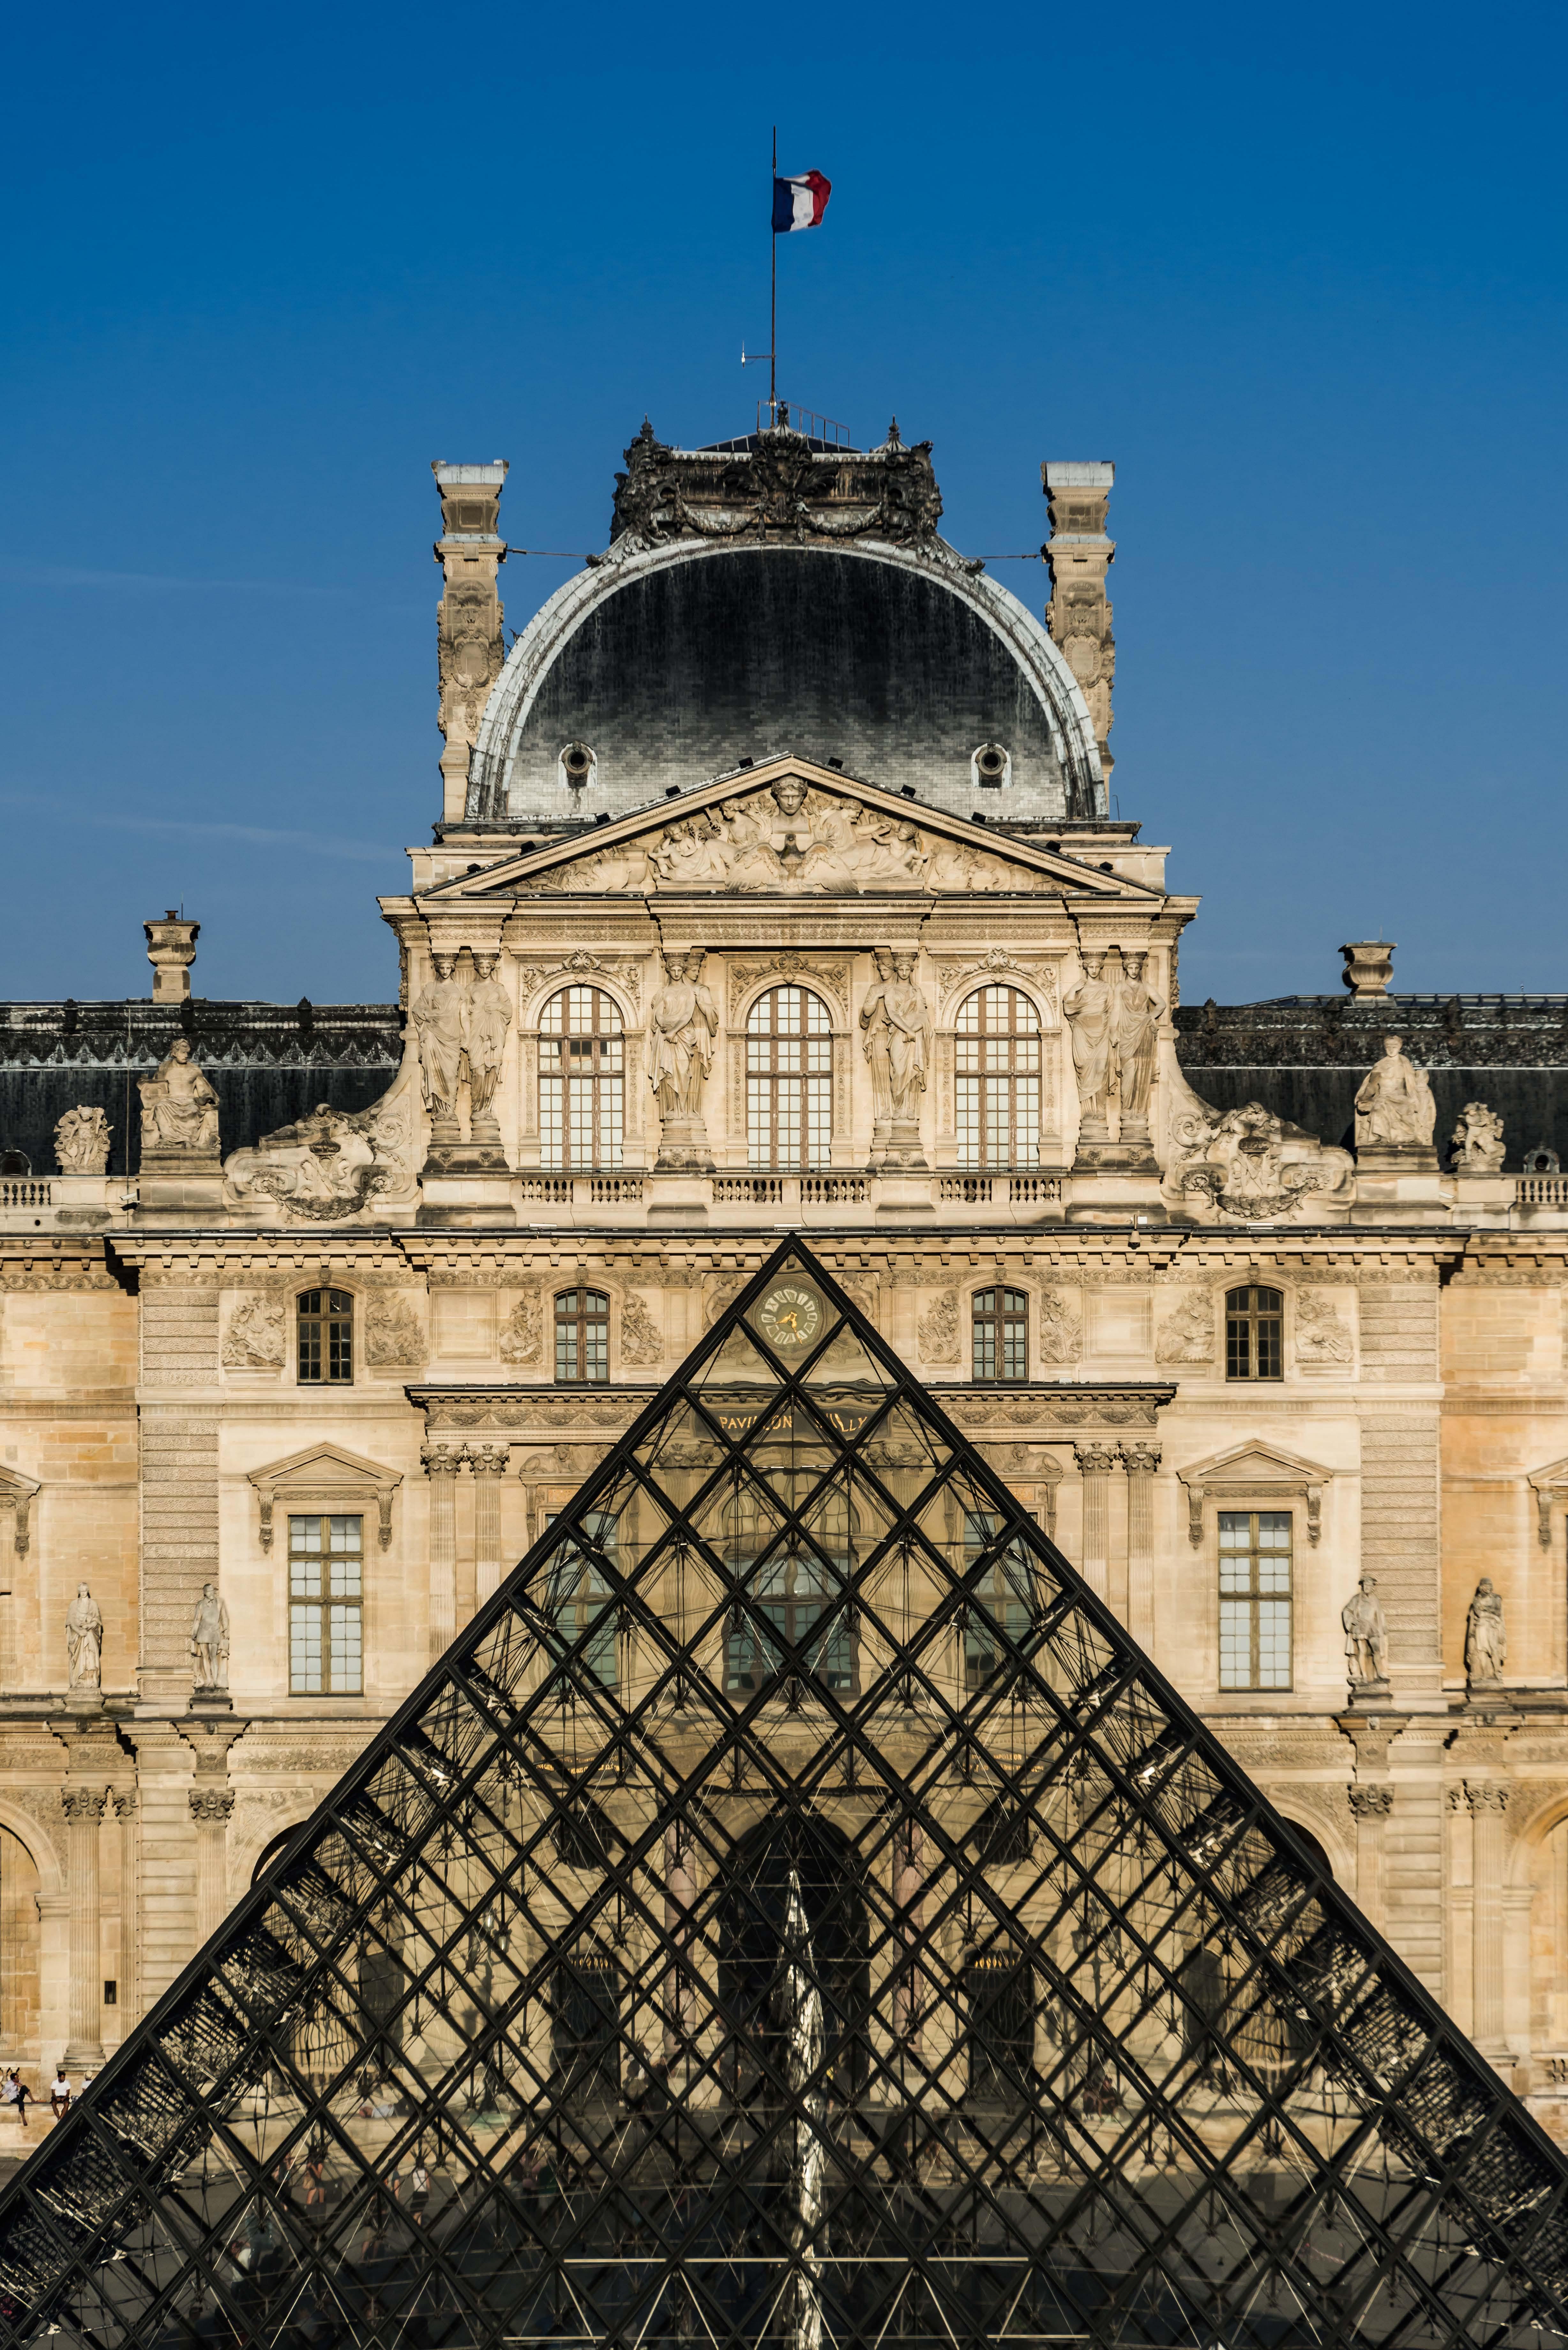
[1166,1096,1352,1223]
[222,1062,421,1222]
[446,769,1135,904]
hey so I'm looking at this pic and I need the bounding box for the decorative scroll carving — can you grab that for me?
[1167,1099,1353,1223]
[517,949,642,1017]
[1037,1289,1082,1366]
[729,954,849,1025]
[365,1296,426,1368]
[223,1068,420,1221]
[610,415,945,554]
[1348,1785,1394,1820]
[499,1289,544,1366]
[1293,1291,1353,1368]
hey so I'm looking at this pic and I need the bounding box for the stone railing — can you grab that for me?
[0,1176,138,1229]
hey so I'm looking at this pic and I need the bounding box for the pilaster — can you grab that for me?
[1074,1444,1116,1604]
[138,1266,221,1707]
[423,1443,467,1661]
[471,1445,509,1612]
[1120,1444,1159,1649]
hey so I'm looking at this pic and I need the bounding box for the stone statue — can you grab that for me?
[411,953,468,1127]
[465,953,513,1139]
[65,1583,103,1692]
[1465,1577,1506,1685]
[648,951,717,1119]
[1063,952,1113,1143]
[138,1038,220,1156]
[189,1581,231,1693]
[54,1107,111,1175]
[1451,1101,1505,1173]
[884,954,931,1119]
[858,950,895,1135]
[1354,1035,1436,1150]
[1112,950,1165,1144]
[1342,1575,1389,1688]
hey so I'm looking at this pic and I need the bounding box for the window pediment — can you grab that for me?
[1176,1442,1334,1547]
[247,1444,402,1553]
[1527,1457,1568,1547]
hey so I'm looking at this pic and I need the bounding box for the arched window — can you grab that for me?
[722,1476,857,1699]
[298,1288,352,1384]
[539,986,623,1170]
[972,1287,1028,1383]
[555,1288,609,1383]
[746,986,832,1170]
[955,985,1040,1168]
[1225,1284,1283,1382]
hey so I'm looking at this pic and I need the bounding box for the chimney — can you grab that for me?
[1042,460,1116,789]
[145,911,199,1003]
[432,460,509,827]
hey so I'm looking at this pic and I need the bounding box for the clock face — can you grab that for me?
[755,1282,824,1353]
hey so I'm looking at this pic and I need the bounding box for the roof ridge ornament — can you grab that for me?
[609,414,948,554]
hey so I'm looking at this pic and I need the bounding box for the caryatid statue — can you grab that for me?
[65,1583,103,1693]
[1113,950,1165,1146]
[1465,1576,1506,1686]
[880,953,932,1165]
[464,953,513,1149]
[1354,1035,1437,1151]
[858,949,896,1140]
[1341,1574,1389,1689]
[1063,951,1113,1146]
[648,950,718,1164]
[411,952,468,1142]
[189,1581,231,1694]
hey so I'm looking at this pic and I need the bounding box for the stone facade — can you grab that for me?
[1,418,1567,2155]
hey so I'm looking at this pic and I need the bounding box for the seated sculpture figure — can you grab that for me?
[138,1038,220,1158]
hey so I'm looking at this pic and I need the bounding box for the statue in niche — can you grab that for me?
[55,1106,110,1175]
[1342,1574,1389,1688]
[189,1581,231,1694]
[859,950,896,1136]
[1465,1577,1506,1686]
[1112,949,1165,1144]
[65,1583,103,1692]
[1063,952,1113,1141]
[1354,1035,1436,1150]
[139,1038,220,1156]
[1451,1101,1505,1173]
[882,953,931,1123]
[465,953,513,1141]
[411,953,468,1127]
[648,950,718,1119]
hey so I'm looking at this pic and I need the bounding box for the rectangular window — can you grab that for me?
[1218,1510,1292,1691]
[289,1514,364,1695]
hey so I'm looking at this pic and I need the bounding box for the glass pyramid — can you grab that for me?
[3,1239,1566,2350]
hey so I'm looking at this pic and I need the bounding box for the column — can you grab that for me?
[1347,1784,1393,1933]
[1119,1444,1160,1650]
[470,1445,510,1612]
[61,1787,107,2070]
[189,1791,235,1947]
[112,1790,138,2028]
[1074,1444,1116,1604]
[1466,1781,1509,2058]
[423,1444,466,1663]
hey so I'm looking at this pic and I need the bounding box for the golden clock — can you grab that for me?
[755,1282,824,1353]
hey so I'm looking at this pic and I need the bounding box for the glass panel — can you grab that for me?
[15,1244,1564,2350]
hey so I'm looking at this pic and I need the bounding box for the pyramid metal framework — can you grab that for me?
[2,1240,1567,2350]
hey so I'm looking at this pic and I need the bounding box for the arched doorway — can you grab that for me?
[718,1813,869,2105]
[0,1825,41,2076]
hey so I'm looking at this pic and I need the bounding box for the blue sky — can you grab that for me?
[3,0,1564,1005]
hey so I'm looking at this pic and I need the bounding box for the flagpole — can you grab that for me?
[770,125,777,424]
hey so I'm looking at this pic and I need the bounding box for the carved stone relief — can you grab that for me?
[364,1296,427,1368]
[499,1289,544,1366]
[54,1107,111,1175]
[1155,1292,1215,1366]
[1293,1290,1353,1369]
[619,1292,666,1367]
[917,1291,961,1365]
[1166,1098,1353,1222]
[223,1064,421,1221]
[1037,1288,1082,1366]
[221,1295,286,1370]
[516,948,643,1018]
[728,953,848,1025]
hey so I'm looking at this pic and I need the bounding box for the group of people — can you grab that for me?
[1,2064,81,2128]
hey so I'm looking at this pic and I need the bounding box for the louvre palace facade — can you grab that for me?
[1,411,1567,2176]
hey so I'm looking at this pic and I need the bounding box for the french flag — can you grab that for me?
[773,170,831,232]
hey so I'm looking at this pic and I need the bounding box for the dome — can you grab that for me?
[466,423,1104,828]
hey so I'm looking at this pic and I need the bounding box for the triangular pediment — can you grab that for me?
[5,1241,1564,2348]
[1177,1439,1336,1490]
[423,754,1155,901]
